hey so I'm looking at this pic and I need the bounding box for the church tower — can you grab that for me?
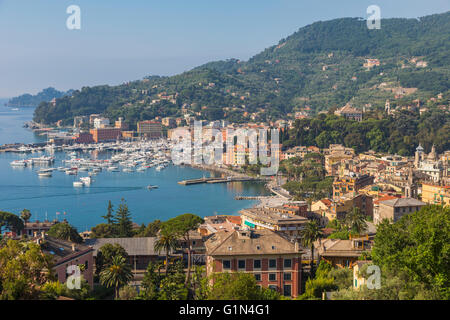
[405,167,416,198]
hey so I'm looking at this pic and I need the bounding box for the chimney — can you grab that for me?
[41,231,46,240]
[71,244,76,252]
[294,241,299,252]
[33,231,37,238]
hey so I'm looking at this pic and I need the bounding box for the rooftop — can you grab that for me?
[379,197,426,207]
[205,229,302,256]
[84,237,157,256]
[240,207,308,225]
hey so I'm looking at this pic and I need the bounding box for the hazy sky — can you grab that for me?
[0,0,449,97]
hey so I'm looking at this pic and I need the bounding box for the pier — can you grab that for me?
[178,177,262,185]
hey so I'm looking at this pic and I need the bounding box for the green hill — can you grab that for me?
[33,12,450,126]
[8,87,73,108]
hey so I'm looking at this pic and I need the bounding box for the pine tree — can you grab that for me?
[115,199,133,237]
[102,200,115,225]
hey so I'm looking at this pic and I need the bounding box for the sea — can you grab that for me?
[0,106,269,231]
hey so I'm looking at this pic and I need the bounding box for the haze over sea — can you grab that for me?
[0,107,268,231]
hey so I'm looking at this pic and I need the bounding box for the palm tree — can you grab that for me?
[154,229,179,274]
[345,207,368,236]
[100,255,133,299]
[20,209,31,224]
[300,220,323,278]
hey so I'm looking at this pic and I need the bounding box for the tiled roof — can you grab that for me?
[205,229,302,256]
[84,237,157,256]
[379,197,426,207]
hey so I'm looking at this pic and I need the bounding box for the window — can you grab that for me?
[283,272,292,281]
[269,273,276,281]
[222,260,231,270]
[254,273,261,282]
[283,259,292,269]
[283,284,291,297]
[238,260,246,269]
[269,259,277,269]
[85,261,89,270]
[254,259,261,269]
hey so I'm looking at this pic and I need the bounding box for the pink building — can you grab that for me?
[38,235,94,288]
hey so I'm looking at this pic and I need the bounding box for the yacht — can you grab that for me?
[80,177,92,186]
[37,169,53,177]
[10,160,27,167]
[73,181,83,187]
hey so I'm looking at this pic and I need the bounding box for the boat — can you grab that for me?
[78,167,88,172]
[136,167,146,172]
[66,169,77,175]
[10,160,27,167]
[147,185,159,190]
[123,168,134,173]
[73,181,83,187]
[37,170,52,177]
[107,166,119,172]
[80,177,92,186]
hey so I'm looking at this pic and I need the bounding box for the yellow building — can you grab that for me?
[421,183,450,206]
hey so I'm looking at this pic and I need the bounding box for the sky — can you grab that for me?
[0,0,449,97]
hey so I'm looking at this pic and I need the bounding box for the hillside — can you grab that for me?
[33,12,450,126]
[8,87,73,108]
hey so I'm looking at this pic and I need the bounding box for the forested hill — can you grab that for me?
[33,12,450,126]
[8,87,73,108]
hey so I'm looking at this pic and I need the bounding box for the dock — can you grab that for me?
[178,177,262,185]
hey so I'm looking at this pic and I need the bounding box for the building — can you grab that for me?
[421,183,450,206]
[240,207,309,239]
[93,117,110,129]
[316,236,372,268]
[90,128,122,143]
[17,219,58,237]
[376,198,426,224]
[115,117,129,130]
[331,193,374,220]
[38,235,94,288]
[73,116,89,128]
[205,229,303,298]
[332,174,374,199]
[162,117,176,128]
[137,120,163,139]
[85,237,159,271]
[334,104,363,122]
[74,132,94,144]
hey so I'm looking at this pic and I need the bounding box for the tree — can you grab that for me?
[47,222,83,243]
[158,261,188,300]
[115,199,133,237]
[372,205,450,299]
[207,272,281,300]
[141,262,161,300]
[95,243,129,277]
[154,228,179,274]
[164,214,204,286]
[20,209,31,224]
[344,207,368,235]
[118,285,138,300]
[300,220,323,278]
[100,255,133,299]
[101,200,115,225]
[0,211,24,235]
[0,240,54,299]
[91,223,117,238]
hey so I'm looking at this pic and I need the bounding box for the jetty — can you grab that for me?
[178,177,262,185]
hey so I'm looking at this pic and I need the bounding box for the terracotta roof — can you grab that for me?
[225,216,242,225]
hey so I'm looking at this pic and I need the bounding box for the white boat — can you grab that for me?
[123,168,134,173]
[78,167,88,172]
[10,160,27,167]
[73,181,83,187]
[66,169,77,175]
[38,170,52,177]
[107,166,119,172]
[136,167,146,172]
[80,177,92,186]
